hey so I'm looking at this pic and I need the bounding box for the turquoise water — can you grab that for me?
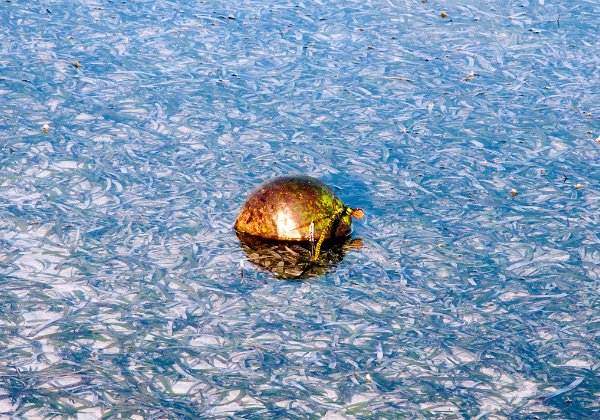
[1,0,599,417]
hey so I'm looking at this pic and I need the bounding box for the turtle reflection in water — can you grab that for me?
[234,175,364,278]
[237,232,363,279]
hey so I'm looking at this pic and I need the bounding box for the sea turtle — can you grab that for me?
[234,175,363,254]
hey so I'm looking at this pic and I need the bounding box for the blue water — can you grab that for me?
[1,0,599,417]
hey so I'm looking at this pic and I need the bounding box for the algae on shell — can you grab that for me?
[234,175,355,242]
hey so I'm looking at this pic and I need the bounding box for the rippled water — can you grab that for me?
[1,0,599,417]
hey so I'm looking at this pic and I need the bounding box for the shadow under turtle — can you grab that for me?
[237,232,363,280]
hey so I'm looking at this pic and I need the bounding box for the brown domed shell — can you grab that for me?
[234,175,353,241]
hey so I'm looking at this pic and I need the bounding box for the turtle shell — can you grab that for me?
[234,175,353,241]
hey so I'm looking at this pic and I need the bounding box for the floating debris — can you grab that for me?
[441,12,448,19]
[386,76,415,82]
[464,71,479,81]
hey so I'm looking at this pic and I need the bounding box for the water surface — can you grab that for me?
[1,0,599,417]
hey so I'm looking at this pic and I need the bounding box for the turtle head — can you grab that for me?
[350,208,364,220]
[343,206,364,220]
